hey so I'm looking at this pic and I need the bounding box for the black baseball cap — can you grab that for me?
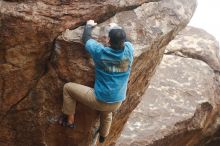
[109,29,126,45]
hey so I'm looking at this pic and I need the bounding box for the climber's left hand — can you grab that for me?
[87,20,97,27]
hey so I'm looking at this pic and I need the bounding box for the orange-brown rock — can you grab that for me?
[0,0,196,146]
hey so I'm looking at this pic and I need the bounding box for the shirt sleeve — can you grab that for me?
[82,25,93,44]
[85,39,104,59]
[124,42,134,65]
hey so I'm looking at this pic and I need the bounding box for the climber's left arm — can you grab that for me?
[83,20,104,58]
[82,20,97,44]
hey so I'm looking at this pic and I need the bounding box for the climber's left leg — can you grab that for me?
[61,83,78,127]
[62,82,96,126]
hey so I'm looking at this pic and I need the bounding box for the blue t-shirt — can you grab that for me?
[85,39,134,103]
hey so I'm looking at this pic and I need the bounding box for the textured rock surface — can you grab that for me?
[0,0,158,116]
[0,0,196,146]
[117,26,220,146]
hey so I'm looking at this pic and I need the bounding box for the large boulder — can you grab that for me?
[117,26,220,146]
[0,0,196,146]
[0,0,158,116]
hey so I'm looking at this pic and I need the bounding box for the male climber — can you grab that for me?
[59,20,134,143]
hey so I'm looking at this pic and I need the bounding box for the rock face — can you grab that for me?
[0,0,196,146]
[117,26,220,146]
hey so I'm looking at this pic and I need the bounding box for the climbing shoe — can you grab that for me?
[62,122,76,129]
[58,114,76,129]
[58,114,67,125]
[99,135,106,143]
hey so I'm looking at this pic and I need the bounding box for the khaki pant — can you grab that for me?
[62,82,121,137]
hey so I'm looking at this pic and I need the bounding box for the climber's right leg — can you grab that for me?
[99,111,112,143]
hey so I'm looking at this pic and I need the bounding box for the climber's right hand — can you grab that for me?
[86,20,97,27]
[109,23,122,30]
